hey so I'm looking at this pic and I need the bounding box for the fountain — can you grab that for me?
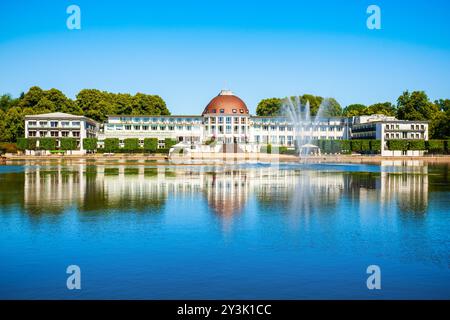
[281,96,332,156]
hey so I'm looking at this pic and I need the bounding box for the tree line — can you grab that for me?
[0,86,170,143]
[256,91,450,139]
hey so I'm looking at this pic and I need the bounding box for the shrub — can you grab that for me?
[351,140,362,152]
[144,138,158,153]
[426,140,444,154]
[370,140,382,153]
[39,138,56,150]
[124,138,140,153]
[60,138,78,152]
[279,146,297,155]
[83,138,98,152]
[340,140,351,154]
[387,140,408,151]
[0,142,18,154]
[408,140,425,150]
[16,138,28,151]
[104,138,119,153]
[28,138,37,151]
[164,138,177,149]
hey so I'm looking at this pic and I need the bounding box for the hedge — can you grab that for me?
[425,140,444,154]
[104,138,119,152]
[0,142,18,154]
[60,138,78,151]
[370,140,381,153]
[387,140,428,151]
[124,138,140,153]
[408,140,426,150]
[144,138,158,153]
[83,138,98,151]
[164,138,177,149]
[17,138,28,151]
[39,138,56,150]
[28,138,38,151]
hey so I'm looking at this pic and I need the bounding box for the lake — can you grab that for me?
[0,160,449,299]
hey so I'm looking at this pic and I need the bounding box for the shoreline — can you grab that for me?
[3,153,450,164]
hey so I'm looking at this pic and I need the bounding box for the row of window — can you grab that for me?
[385,132,423,139]
[112,117,202,124]
[28,131,80,137]
[204,117,247,124]
[205,125,246,134]
[254,125,343,132]
[207,108,247,114]
[385,124,425,130]
[106,125,200,131]
[28,121,82,128]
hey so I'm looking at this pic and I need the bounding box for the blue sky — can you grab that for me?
[0,0,449,114]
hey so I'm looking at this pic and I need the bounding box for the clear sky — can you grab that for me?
[0,0,449,114]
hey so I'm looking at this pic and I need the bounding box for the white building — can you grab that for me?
[350,114,428,156]
[23,91,429,156]
[98,90,351,152]
[24,112,99,154]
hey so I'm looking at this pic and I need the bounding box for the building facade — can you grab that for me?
[23,90,429,156]
[24,112,99,154]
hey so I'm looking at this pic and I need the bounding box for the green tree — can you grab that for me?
[426,140,445,153]
[144,138,158,153]
[342,104,367,117]
[39,138,56,150]
[164,138,177,149]
[256,98,283,116]
[367,102,396,116]
[397,91,439,120]
[300,94,324,116]
[0,109,6,141]
[16,138,28,151]
[60,138,78,154]
[83,138,98,152]
[104,138,119,153]
[4,107,25,142]
[124,138,140,153]
[0,94,18,111]
[320,98,342,117]
[387,140,409,151]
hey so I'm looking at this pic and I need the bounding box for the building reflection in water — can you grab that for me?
[19,163,429,218]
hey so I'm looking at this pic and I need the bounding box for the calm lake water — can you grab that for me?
[0,160,449,299]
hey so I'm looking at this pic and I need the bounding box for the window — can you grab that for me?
[72,122,80,127]
[211,109,217,113]
[239,109,244,113]
[160,126,165,130]
[142,125,149,130]
[39,131,46,137]
[28,121,37,126]
[169,126,174,131]
[61,131,69,137]
[151,125,158,131]
[134,125,140,130]
[226,117,231,124]
[50,131,58,137]
[72,131,80,137]
[241,118,246,124]
[220,109,224,114]
[125,125,131,130]
[226,125,232,134]
[218,117,223,124]
[28,131,36,137]
[232,109,237,113]
[39,121,48,126]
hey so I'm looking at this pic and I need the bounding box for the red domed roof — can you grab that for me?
[202,90,249,115]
